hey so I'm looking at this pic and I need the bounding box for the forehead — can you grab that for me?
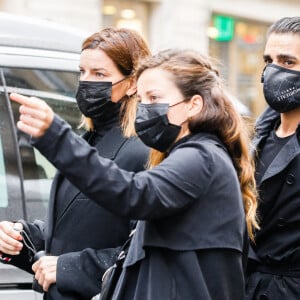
[137,68,175,88]
[264,33,300,58]
[80,48,116,69]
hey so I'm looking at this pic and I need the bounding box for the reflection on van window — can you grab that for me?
[0,136,8,208]
[3,68,79,97]
[33,148,56,179]
[5,68,83,220]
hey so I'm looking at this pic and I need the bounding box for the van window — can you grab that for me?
[3,68,79,97]
[3,67,82,221]
[0,90,25,221]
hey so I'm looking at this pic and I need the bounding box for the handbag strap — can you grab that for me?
[115,228,135,266]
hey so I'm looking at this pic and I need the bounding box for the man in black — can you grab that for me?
[246,16,300,299]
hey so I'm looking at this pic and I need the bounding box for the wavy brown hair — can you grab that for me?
[136,49,259,241]
[80,27,151,137]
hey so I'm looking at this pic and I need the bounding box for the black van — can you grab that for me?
[0,12,87,299]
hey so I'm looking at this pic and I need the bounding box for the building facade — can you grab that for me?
[1,0,299,116]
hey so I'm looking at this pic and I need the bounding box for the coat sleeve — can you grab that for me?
[32,115,213,220]
[56,247,121,298]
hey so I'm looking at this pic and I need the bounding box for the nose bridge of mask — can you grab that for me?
[137,103,169,120]
[262,63,300,84]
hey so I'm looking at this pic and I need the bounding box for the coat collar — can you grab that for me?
[254,107,300,185]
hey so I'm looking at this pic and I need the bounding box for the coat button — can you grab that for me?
[286,174,295,185]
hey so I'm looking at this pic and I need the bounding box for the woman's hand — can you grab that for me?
[32,255,58,292]
[10,93,54,138]
[0,221,23,255]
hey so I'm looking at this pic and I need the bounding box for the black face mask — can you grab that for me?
[262,64,300,113]
[75,78,126,121]
[134,102,183,152]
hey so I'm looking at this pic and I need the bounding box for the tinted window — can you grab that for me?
[3,68,82,221]
[0,83,25,221]
[4,68,79,97]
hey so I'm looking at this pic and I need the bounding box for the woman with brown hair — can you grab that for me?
[0,28,150,300]
[9,48,258,299]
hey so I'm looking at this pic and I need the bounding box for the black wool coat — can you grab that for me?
[8,124,149,300]
[32,115,248,300]
[246,107,300,299]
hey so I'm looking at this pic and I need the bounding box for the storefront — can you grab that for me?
[208,15,270,117]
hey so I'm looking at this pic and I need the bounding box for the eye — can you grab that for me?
[95,72,105,78]
[283,59,295,66]
[263,58,272,65]
[79,69,85,75]
[149,95,160,102]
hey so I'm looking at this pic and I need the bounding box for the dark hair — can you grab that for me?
[136,49,259,241]
[268,16,300,36]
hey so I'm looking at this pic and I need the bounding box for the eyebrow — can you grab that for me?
[136,90,161,101]
[263,53,297,61]
[78,66,107,71]
[145,89,160,95]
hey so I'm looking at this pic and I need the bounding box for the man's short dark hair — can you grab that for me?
[268,16,300,36]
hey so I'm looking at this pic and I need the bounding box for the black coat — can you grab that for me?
[32,115,248,300]
[9,124,149,300]
[246,107,300,299]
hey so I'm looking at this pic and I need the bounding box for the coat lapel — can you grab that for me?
[47,126,127,248]
[45,172,63,249]
[95,126,127,159]
[259,134,300,185]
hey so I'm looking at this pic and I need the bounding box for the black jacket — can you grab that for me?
[32,115,248,300]
[249,107,300,272]
[8,124,149,300]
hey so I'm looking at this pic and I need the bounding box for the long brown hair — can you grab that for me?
[136,49,259,241]
[80,27,151,137]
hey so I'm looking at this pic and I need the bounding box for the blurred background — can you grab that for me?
[0,0,299,117]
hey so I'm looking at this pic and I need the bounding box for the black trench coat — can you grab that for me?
[31,115,248,300]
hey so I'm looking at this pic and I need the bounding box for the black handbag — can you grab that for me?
[100,229,134,300]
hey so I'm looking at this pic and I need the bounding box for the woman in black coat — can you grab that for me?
[0,28,150,300]
[9,49,258,300]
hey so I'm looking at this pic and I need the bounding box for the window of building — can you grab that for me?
[102,0,151,41]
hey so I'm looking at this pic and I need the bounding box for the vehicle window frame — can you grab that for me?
[0,69,27,221]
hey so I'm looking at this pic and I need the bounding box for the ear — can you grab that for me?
[188,95,203,118]
[126,78,137,97]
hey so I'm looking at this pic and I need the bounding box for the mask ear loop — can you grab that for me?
[112,77,128,86]
[169,97,191,108]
